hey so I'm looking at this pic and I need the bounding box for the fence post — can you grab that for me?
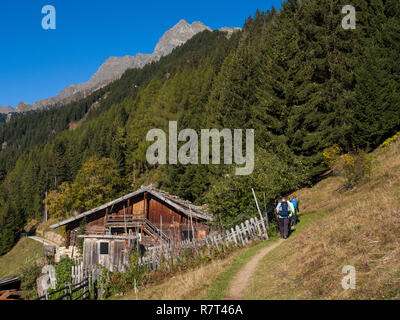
[89,274,92,296]
[94,279,98,300]
[254,217,262,236]
[240,223,248,243]
[230,228,237,245]
[64,284,68,301]
[213,235,219,250]
[226,230,231,246]
[252,188,267,234]
[250,218,256,235]
[245,220,252,238]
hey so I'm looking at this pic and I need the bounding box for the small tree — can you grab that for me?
[44,156,124,219]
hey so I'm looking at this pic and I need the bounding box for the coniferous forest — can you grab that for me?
[1,0,399,255]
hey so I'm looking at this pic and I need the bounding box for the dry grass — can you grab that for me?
[246,141,400,300]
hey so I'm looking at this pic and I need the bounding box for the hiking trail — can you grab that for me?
[225,239,284,300]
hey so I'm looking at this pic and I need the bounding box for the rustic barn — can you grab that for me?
[50,186,211,270]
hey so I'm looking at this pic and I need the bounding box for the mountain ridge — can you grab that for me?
[0,106,13,114]
[4,20,240,114]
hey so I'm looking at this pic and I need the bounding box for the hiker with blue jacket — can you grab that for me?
[276,197,294,239]
[290,195,299,227]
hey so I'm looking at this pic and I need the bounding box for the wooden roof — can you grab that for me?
[0,274,22,288]
[50,185,212,229]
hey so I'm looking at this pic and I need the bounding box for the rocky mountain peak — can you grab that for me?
[15,101,36,113]
[153,20,212,58]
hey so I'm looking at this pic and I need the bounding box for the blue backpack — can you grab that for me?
[290,199,298,210]
[280,201,290,217]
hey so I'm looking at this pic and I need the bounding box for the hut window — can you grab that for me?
[99,242,109,255]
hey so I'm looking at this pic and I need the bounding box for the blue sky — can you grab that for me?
[0,0,282,107]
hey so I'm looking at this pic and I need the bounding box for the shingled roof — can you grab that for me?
[50,185,212,229]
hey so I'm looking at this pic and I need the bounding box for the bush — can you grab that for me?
[20,256,44,299]
[380,133,399,149]
[53,257,76,286]
[323,145,372,188]
[42,257,79,300]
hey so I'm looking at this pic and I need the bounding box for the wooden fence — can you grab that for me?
[71,262,101,285]
[36,262,101,300]
[137,214,269,271]
[37,277,92,300]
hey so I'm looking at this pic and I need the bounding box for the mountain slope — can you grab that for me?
[0,28,237,255]
[0,1,399,258]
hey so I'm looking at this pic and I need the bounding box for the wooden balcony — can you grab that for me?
[106,213,145,228]
[105,213,170,244]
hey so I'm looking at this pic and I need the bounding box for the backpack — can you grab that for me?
[290,199,298,210]
[280,201,290,217]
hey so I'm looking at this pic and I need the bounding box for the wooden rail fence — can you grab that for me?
[37,277,91,300]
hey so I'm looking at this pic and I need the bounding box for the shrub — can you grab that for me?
[43,257,76,299]
[380,133,399,149]
[20,256,44,299]
[101,251,147,298]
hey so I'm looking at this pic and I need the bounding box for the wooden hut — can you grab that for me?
[50,185,211,270]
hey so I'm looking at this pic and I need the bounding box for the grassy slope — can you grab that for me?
[0,238,43,278]
[246,141,400,300]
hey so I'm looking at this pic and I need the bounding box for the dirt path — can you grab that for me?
[28,236,59,248]
[225,239,284,300]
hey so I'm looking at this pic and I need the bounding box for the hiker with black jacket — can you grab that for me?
[276,197,294,239]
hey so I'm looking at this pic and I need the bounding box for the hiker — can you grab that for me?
[276,197,294,239]
[287,199,296,231]
[290,195,299,227]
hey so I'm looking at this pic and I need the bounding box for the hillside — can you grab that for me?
[245,139,400,299]
[1,0,400,262]
[0,238,43,279]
